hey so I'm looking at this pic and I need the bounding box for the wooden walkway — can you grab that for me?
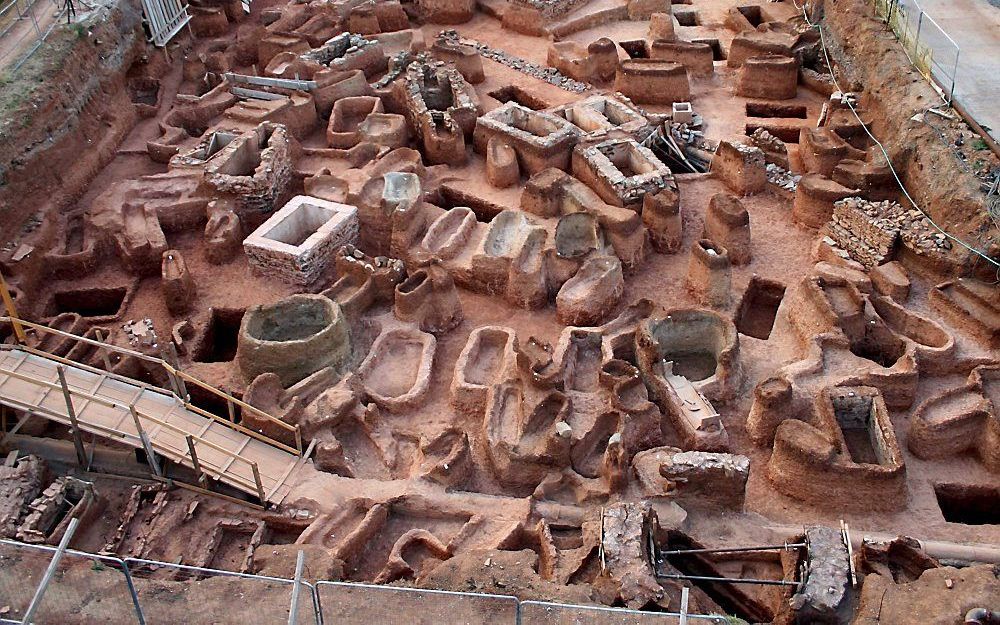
[0,345,302,505]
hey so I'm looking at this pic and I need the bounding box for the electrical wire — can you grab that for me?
[790,0,1000,268]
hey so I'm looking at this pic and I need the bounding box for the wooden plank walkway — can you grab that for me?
[0,345,300,505]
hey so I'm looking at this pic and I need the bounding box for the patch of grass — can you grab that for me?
[972,138,990,151]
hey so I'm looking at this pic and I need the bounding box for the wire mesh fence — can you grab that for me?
[0,0,67,74]
[0,538,735,625]
[872,0,960,102]
[0,541,141,625]
[124,557,317,625]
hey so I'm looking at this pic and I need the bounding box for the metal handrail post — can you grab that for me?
[23,517,80,624]
[56,365,87,466]
[288,550,305,625]
[129,404,163,477]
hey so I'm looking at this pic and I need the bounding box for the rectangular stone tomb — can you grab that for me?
[572,138,673,207]
[473,102,580,174]
[244,195,359,286]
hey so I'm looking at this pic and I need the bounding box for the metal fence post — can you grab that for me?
[288,550,305,625]
[680,586,690,625]
[117,558,147,625]
[950,48,959,103]
[23,517,80,624]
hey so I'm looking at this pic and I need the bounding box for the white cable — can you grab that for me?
[792,0,1000,268]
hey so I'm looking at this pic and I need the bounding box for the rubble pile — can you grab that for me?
[438,31,589,92]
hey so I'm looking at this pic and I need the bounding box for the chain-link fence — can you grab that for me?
[872,0,960,102]
[0,0,67,73]
[0,537,735,624]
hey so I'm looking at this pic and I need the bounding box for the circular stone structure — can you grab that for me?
[237,294,349,387]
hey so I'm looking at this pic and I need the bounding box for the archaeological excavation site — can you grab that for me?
[0,0,999,618]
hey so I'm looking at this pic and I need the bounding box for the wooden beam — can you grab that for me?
[56,365,87,467]
[0,270,26,343]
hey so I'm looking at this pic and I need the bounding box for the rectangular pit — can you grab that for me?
[934,483,1000,525]
[487,85,549,110]
[746,102,808,119]
[48,286,128,320]
[194,307,246,363]
[744,123,802,143]
[734,277,785,339]
[830,392,890,465]
[674,8,699,25]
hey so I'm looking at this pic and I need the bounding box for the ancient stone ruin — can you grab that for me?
[0,0,998,621]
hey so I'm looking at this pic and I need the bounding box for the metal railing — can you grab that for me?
[0,538,734,624]
[872,0,960,103]
[1,315,303,456]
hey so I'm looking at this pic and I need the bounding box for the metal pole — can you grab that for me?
[950,48,959,104]
[129,404,162,477]
[27,0,40,35]
[56,365,87,467]
[915,11,923,54]
[117,559,147,625]
[23,517,80,624]
[679,586,689,625]
[288,550,305,625]
[656,573,800,587]
[186,435,208,489]
[660,543,807,556]
[0,269,26,344]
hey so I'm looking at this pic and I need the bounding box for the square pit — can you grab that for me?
[244,195,359,286]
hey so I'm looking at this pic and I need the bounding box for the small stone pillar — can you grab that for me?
[588,37,619,82]
[394,259,464,334]
[161,250,195,315]
[686,239,731,308]
[204,207,242,264]
[746,375,793,446]
[642,186,683,253]
[704,193,751,265]
[712,141,766,196]
[487,136,520,188]
[649,12,675,42]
